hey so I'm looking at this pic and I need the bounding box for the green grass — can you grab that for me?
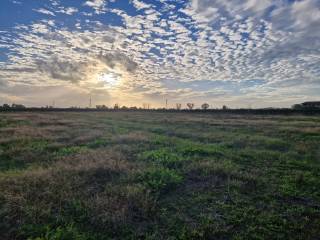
[137,167,183,194]
[139,148,186,168]
[54,146,89,157]
[0,111,319,239]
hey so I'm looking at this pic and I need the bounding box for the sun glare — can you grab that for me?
[98,73,119,87]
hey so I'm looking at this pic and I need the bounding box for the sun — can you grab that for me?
[98,72,119,87]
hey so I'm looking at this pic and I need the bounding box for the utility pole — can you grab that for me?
[89,95,92,108]
[166,99,168,109]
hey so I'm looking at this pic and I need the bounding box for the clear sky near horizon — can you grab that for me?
[0,0,319,108]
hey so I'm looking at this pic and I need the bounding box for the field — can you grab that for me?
[0,111,320,239]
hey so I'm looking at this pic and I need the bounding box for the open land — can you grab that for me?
[0,111,320,239]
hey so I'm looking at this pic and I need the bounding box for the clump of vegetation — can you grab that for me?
[140,149,185,168]
[21,224,93,240]
[174,140,226,159]
[87,139,108,148]
[54,146,88,157]
[138,167,183,194]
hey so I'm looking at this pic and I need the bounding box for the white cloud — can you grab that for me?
[57,7,78,15]
[84,0,107,14]
[132,0,153,10]
[33,8,56,16]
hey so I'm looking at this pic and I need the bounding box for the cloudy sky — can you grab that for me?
[0,0,319,108]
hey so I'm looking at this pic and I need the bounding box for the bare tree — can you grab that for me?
[114,103,120,110]
[176,103,182,110]
[187,103,194,110]
[142,103,150,109]
[201,103,209,110]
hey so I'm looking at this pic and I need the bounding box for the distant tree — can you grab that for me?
[187,103,194,110]
[2,104,10,109]
[114,104,120,110]
[69,106,79,109]
[142,103,147,109]
[201,103,209,110]
[292,104,303,110]
[11,103,26,109]
[176,103,182,110]
[222,105,228,110]
[121,105,128,110]
[142,103,151,109]
[96,105,108,109]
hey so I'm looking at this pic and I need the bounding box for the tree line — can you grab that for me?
[96,103,227,110]
[1,102,319,113]
[0,103,26,110]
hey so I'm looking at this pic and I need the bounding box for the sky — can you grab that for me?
[0,0,319,108]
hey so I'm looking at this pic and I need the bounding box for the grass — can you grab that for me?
[0,111,319,239]
[137,167,183,194]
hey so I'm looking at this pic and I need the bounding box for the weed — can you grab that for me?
[138,167,183,194]
[140,149,185,168]
[87,139,108,148]
[22,224,93,240]
[54,146,88,157]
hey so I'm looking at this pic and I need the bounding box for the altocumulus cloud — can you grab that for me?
[0,0,319,107]
[98,52,138,73]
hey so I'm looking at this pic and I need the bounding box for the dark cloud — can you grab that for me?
[98,52,138,72]
[36,57,87,82]
[102,35,115,43]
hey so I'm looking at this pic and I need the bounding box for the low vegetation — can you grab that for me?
[0,112,319,239]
